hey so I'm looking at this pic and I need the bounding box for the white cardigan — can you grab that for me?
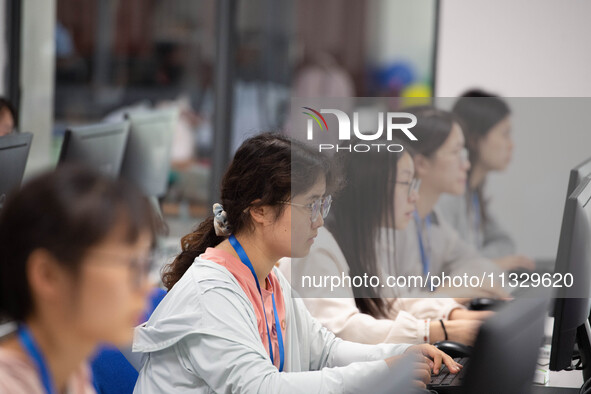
[132,257,415,393]
[389,208,504,290]
[436,192,516,259]
[284,227,466,345]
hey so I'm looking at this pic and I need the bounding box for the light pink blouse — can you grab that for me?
[0,347,95,394]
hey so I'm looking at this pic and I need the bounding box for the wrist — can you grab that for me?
[449,307,464,320]
[439,319,449,340]
[429,321,444,343]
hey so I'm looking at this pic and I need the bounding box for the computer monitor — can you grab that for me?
[0,132,33,210]
[535,156,591,274]
[566,156,591,198]
[120,108,178,197]
[550,175,591,381]
[58,121,130,178]
[462,295,550,394]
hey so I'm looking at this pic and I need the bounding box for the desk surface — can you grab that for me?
[545,369,584,388]
[532,388,579,393]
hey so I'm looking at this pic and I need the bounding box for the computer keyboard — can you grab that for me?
[428,357,469,392]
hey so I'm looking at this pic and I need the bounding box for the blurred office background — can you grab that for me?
[1,0,590,261]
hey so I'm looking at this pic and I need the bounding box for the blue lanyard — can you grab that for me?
[17,324,56,394]
[229,235,284,372]
[413,210,431,277]
[471,191,481,234]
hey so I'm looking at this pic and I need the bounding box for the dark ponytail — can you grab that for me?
[327,137,412,318]
[162,217,224,290]
[162,132,334,290]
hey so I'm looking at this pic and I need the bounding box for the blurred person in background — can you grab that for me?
[437,90,535,272]
[285,137,489,347]
[390,107,505,298]
[0,97,17,136]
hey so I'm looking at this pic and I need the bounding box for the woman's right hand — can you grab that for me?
[385,356,432,388]
[385,344,462,389]
[430,319,482,346]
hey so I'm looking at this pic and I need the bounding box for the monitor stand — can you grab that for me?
[577,318,591,381]
[149,196,164,222]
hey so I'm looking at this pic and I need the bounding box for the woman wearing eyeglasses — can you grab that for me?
[436,90,534,272]
[284,136,487,348]
[0,166,159,394]
[390,106,504,297]
[132,133,460,393]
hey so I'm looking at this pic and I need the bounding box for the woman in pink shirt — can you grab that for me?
[133,133,461,393]
[0,166,160,394]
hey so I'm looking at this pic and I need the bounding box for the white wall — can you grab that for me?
[436,0,591,260]
[486,99,591,260]
[20,0,56,177]
[436,0,591,97]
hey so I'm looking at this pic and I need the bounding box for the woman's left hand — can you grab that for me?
[449,307,493,321]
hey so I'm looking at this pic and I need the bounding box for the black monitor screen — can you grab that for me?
[0,132,33,210]
[550,176,591,374]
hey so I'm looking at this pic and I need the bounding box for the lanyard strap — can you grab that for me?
[229,235,284,372]
[471,191,484,249]
[17,324,56,394]
[271,294,285,372]
[413,210,431,277]
[471,192,481,233]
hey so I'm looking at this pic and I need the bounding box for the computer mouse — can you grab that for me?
[469,297,506,311]
[433,340,473,358]
[508,267,533,276]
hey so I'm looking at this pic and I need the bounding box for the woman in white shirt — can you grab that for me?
[392,107,506,299]
[133,133,459,393]
[286,136,488,347]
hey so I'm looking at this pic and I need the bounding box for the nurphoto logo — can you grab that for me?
[302,107,417,152]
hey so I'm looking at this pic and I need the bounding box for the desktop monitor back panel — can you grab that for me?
[120,109,178,197]
[0,132,33,209]
[463,296,550,394]
[59,121,130,178]
[551,176,591,372]
[567,157,591,198]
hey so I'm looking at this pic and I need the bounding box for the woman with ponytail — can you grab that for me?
[133,132,460,393]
